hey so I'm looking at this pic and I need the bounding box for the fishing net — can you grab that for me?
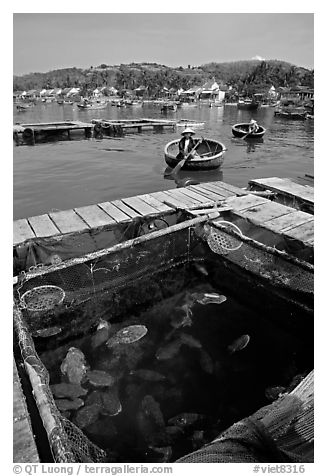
[13,215,313,462]
[13,217,207,462]
[195,217,313,306]
[14,305,107,463]
[176,370,313,463]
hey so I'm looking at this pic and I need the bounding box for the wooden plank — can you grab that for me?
[225,194,268,211]
[13,359,39,463]
[13,219,36,245]
[283,220,314,244]
[211,181,248,196]
[98,201,131,223]
[111,199,142,218]
[237,201,295,223]
[189,184,228,201]
[199,182,235,198]
[28,214,60,238]
[179,187,215,204]
[151,191,188,209]
[122,196,159,216]
[137,194,173,212]
[264,211,313,233]
[164,189,198,206]
[49,209,89,233]
[74,204,116,228]
[249,177,314,203]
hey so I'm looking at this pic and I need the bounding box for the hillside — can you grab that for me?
[13,60,314,95]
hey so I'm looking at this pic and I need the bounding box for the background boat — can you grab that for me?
[237,99,259,110]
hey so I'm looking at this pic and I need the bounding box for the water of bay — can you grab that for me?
[13,102,314,220]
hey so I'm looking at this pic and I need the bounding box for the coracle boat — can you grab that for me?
[164,137,226,170]
[232,122,266,139]
[237,99,259,110]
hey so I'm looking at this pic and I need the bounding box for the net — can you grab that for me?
[13,215,313,462]
[176,370,313,463]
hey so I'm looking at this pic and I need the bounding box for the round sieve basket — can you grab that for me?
[20,285,65,312]
[206,221,244,255]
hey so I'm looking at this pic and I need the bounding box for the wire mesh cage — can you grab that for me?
[13,215,314,462]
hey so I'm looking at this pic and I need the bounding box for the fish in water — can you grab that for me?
[101,389,122,416]
[179,333,202,349]
[32,326,62,338]
[165,425,184,443]
[129,369,166,382]
[227,334,251,354]
[55,398,84,412]
[85,370,115,387]
[141,395,165,429]
[196,292,227,305]
[171,304,193,328]
[97,318,110,330]
[155,339,183,361]
[199,349,214,374]
[168,413,206,429]
[193,262,209,276]
[106,324,148,347]
[91,326,110,349]
[60,347,89,385]
[50,382,88,399]
[148,446,172,463]
[74,404,102,429]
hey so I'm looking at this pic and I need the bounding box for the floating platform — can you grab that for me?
[13,178,314,275]
[13,121,94,145]
[13,358,39,463]
[248,177,314,214]
[91,118,176,136]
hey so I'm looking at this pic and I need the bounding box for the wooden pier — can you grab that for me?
[92,118,176,135]
[13,358,39,463]
[13,178,314,267]
[13,121,94,145]
[248,177,314,214]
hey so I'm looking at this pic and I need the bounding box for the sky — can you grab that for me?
[13,12,314,76]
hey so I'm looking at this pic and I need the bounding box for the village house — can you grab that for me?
[199,78,227,103]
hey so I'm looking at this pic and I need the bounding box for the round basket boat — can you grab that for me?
[164,137,226,171]
[232,123,266,139]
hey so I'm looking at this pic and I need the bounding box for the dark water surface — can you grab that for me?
[37,263,311,463]
[13,103,314,220]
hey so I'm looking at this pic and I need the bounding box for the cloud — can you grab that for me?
[252,55,265,61]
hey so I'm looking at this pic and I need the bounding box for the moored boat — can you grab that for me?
[176,119,205,128]
[164,137,226,170]
[77,101,107,110]
[237,99,259,110]
[274,108,307,120]
[232,122,266,139]
[161,102,178,112]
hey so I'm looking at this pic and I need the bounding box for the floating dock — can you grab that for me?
[13,178,314,265]
[13,121,94,145]
[13,177,314,460]
[13,358,39,463]
[248,177,314,214]
[92,118,176,135]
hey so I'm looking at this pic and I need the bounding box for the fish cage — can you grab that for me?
[13,214,314,463]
